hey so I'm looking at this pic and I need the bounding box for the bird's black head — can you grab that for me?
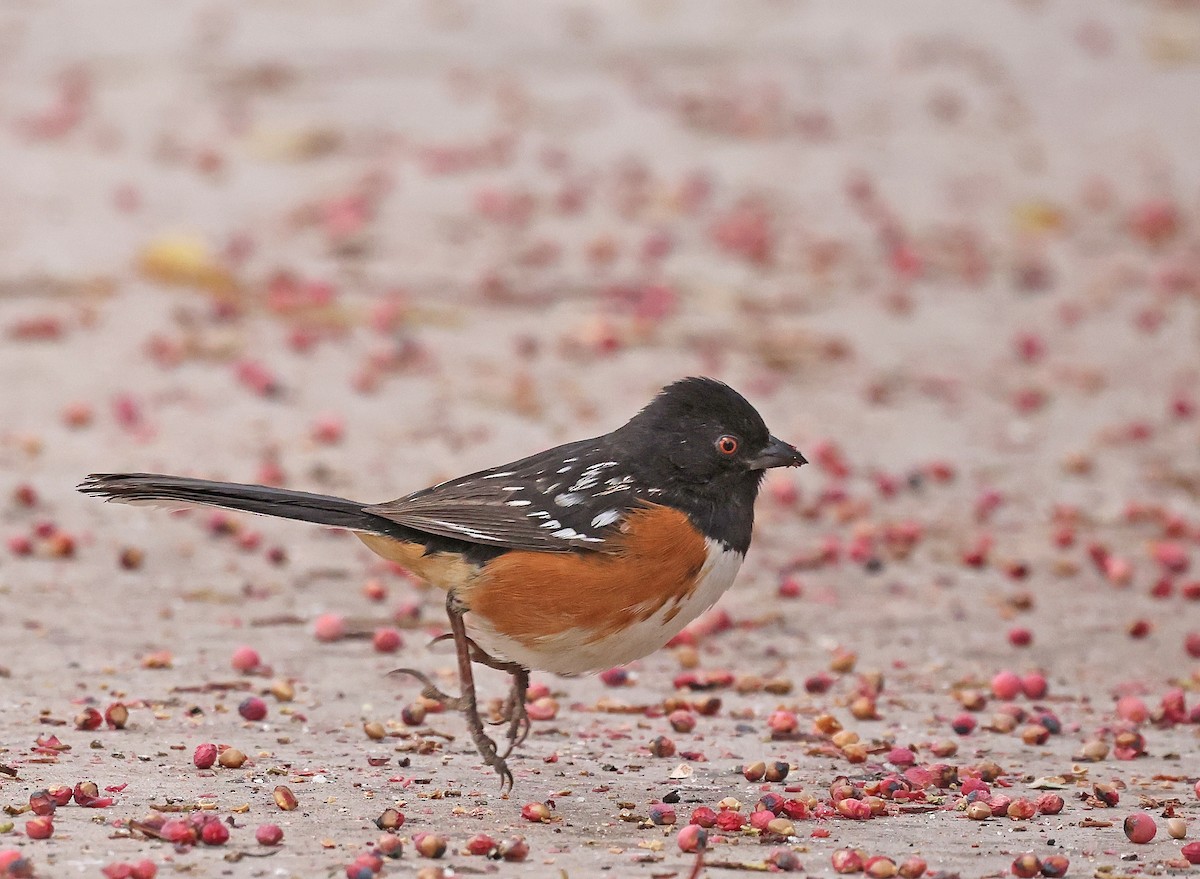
[615,377,806,549]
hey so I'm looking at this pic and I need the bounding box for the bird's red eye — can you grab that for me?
[716,435,738,455]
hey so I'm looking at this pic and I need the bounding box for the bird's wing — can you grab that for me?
[365,439,646,553]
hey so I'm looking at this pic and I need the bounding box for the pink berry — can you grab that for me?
[1123,812,1157,843]
[521,802,551,823]
[130,861,157,879]
[159,819,195,845]
[466,833,497,856]
[255,824,283,846]
[313,613,346,642]
[371,627,403,653]
[230,646,260,673]
[991,670,1021,700]
[1010,853,1041,878]
[310,414,344,444]
[1185,632,1200,659]
[599,667,630,686]
[1116,695,1148,724]
[767,709,798,735]
[677,824,707,853]
[778,577,803,599]
[650,804,678,826]
[668,709,696,733]
[832,849,864,874]
[498,836,529,861]
[1183,841,1200,864]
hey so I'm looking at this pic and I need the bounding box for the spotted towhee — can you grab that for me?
[80,377,806,788]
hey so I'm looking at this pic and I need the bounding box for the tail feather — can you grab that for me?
[78,473,392,534]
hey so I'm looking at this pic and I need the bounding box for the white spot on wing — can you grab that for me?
[596,475,634,496]
[591,509,621,528]
[569,461,619,492]
[538,519,562,529]
[481,471,515,479]
[429,519,494,541]
[554,492,582,507]
[506,499,532,507]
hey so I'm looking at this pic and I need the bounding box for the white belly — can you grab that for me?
[466,539,744,676]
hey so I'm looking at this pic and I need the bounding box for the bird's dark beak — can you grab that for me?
[749,436,808,470]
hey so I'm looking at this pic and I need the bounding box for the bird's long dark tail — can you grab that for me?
[78,473,392,534]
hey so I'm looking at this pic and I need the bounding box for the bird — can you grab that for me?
[79,376,806,789]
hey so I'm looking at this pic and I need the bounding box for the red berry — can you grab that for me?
[1007,628,1032,647]
[371,627,403,653]
[668,709,696,733]
[200,820,229,846]
[238,697,268,721]
[1020,673,1047,699]
[1123,812,1157,843]
[951,713,977,735]
[1039,855,1069,877]
[75,707,103,730]
[25,816,54,839]
[1036,793,1065,815]
[193,743,218,769]
[27,791,55,817]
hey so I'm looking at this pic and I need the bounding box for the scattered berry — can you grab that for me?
[1124,812,1157,843]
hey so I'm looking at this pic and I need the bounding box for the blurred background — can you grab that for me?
[2,1,1197,470]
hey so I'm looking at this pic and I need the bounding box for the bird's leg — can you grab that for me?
[387,666,464,709]
[419,633,530,751]
[389,636,465,709]
[443,591,512,791]
[501,666,530,757]
[392,616,525,784]
[471,656,530,756]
